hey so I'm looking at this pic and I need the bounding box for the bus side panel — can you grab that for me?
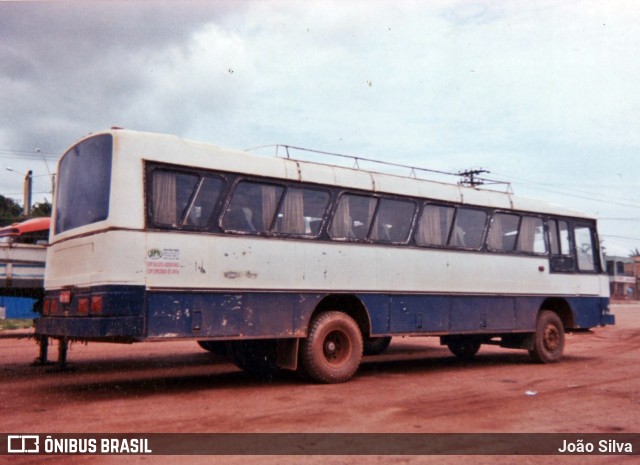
[358,294,391,335]
[387,295,520,334]
[146,292,322,339]
[387,295,450,333]
[568,296,612,328]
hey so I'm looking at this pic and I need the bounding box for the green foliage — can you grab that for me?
[0,319,34,331]
[0,195,23,226]
[0,196,52,226]
[31,200,52,218]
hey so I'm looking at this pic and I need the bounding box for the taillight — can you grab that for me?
[77,297,89,315]
[43,299,51,315]
[59,290,71,304]
[90,295,103,314]
[50,299,58,315]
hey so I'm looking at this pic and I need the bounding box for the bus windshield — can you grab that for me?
[55,134,112,235]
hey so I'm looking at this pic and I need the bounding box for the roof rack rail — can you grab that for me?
[246,144,513,193]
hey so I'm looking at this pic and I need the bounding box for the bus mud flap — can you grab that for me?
[276,338,299,371]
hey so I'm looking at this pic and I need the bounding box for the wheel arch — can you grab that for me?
[275,294,370,372]
[311,294,371,338]
[539,297,575,329]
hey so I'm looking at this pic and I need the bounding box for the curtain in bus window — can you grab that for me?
[549,220,560,254]
[450,208,487,248]
[517,216,545,253]
[370,198,415,242]
[487,214,504,250]
[278,188,305,234]
[330,194,376,240]
[487,213,519,251]
[152,171,177,225]
[354,195,377,240]
[575,225,596,271]
[330,195,352,238]
[275,188,330,236]
[152,171,199,226]
[416,205,454,246]
[261,185,279,231]
[222,182,283,233]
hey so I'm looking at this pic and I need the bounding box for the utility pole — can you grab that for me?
[23,170,32,217]
[458,169,489,187]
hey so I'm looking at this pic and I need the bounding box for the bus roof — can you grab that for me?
[0,217,51,238]
[79,129,594,220]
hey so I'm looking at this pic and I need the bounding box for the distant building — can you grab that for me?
[605,255,636,300]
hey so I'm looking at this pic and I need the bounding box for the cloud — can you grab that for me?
[2,0,640,251]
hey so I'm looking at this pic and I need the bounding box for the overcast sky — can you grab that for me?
[2,0,640,255]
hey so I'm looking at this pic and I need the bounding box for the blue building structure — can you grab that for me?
[0,296,38,319]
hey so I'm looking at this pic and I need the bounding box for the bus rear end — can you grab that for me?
[36,131,147,343]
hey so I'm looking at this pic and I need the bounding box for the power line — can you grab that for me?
[489,171,640,209]
[601,234,640,241]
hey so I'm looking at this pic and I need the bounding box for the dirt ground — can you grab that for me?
[1,304,638,465]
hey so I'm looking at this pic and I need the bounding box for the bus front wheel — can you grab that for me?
[300,311,363,383]
[529,310,565,363]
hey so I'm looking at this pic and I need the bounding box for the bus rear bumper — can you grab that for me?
[600,313,615,326]
[35,316,144,342]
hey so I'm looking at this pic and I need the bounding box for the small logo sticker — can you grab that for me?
[147,249,163,260]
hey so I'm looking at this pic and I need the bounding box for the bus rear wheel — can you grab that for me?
[529,310,565,363]
[363,336,392,356]
[447,337,481,360]
[300,311,363,384]
[230,339,280,380]
[197,340,227,356]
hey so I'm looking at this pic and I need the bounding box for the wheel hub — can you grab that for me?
[543,325,560,351]
[323,331,349,362]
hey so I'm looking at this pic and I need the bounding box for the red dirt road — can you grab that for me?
[1,304,638,465]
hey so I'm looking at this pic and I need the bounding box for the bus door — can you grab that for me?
[548,219,574,272]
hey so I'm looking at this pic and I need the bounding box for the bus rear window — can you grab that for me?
[55,135,113,235]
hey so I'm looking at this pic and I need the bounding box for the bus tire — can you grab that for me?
[529,310,565,363]
[447,337,481,360]
[300,311,363,384]
[197,341,228,356]
[363,336,392,356]
[230,340,280,380]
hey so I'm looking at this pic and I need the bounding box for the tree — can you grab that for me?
[0,195,23,226]
[629,248,640,258]
[30,200,52,218]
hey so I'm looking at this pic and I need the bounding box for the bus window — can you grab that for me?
[370,198,416,243]
[549,219,575,272]
[330,194,377,240]
[574,225,596,272]
[183,176,226,227]
[151,170,199,226]
[549,219,572,254]
[222,181,284,233]
[487,213,520,251]
[517,216,546,254]
[55,134,112,234]
[449,208,487,249]
[415,204,455,246]
[274,187,330,236]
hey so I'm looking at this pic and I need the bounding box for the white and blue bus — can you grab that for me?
[36,129,614,383]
